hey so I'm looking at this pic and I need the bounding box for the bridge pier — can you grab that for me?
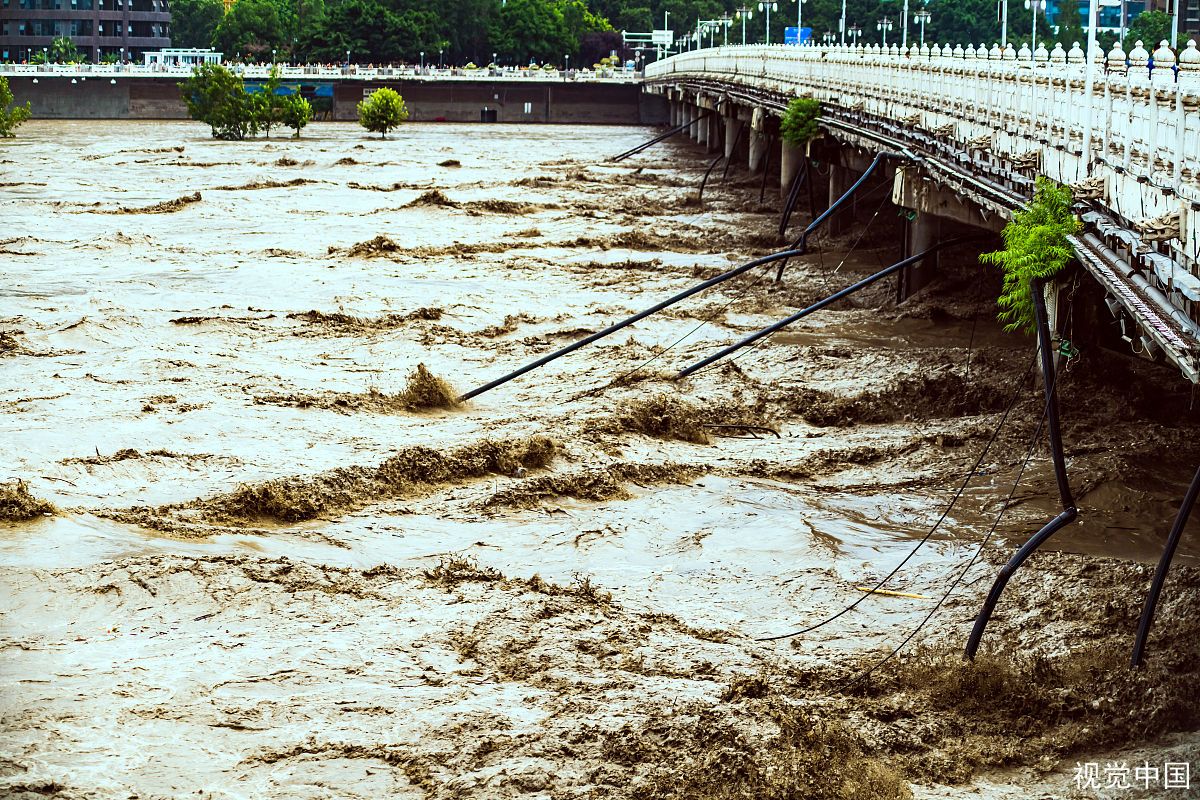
[724,116,743,163]
[827,164,856,236]
[748,108,768,173]
[899,214,942,299]
[707,113,722,153]
[780,142,804,198]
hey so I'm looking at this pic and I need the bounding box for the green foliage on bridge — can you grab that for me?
[358,88,410,138]
[0,77,32,138]
[981,178,1081,334]
[780,98,821,147]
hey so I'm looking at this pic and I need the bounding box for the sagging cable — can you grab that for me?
[964,276,1078,659]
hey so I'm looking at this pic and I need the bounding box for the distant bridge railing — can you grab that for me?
[0,62,642,83]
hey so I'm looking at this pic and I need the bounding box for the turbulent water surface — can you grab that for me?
[2,120,1199,799]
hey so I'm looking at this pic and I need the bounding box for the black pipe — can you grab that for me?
[964,508,1078,659]
[609,111,713,163]
[676,236,978,379]
[758,133,775,205]
[458,247,807,402]
[964,276,1077,659]
[774,152,887,283]
[778,159,809,237]
[697,151,725,205]
[1033,278,1075,510]
[1131,464,1200,667]
[722,121,746,183]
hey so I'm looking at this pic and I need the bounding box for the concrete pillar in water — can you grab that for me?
[707,113,722,153]
[780,142,803,198]
[900,213,941,299]
[748,107,767,172]
[827,164,856,236]
[724,116,741,161]
[669,99,679,127]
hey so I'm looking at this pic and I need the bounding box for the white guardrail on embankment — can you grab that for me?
[0,62,642,83]
[645,40,1200,377]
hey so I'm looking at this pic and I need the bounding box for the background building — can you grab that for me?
[1,0,171,63]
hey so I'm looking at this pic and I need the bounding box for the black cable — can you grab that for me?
[843,375,1055,689]
[757,349,1037,642]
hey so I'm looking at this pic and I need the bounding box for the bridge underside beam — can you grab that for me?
[891,166,1006,234]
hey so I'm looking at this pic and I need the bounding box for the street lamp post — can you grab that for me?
[876,16,893,47]
[900,0,910,48]
[736,6,753,45]
[439,49,443,68]
[999,0,1008,48]
[1024,0,1044,56]
[272,48,276,65]
[796,0,807,44]
[759,1,777,43]
[420,51,425,71]
[848,24,862,46]
[345,49,350,67]
[914,8,931,46]
[840,0,848,44]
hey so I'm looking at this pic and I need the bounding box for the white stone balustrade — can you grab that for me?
[645,41,1200,280]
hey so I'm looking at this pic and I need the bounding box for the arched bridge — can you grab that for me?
[643,41,1200,383]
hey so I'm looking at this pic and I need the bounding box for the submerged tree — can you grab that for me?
[279,92,314,137]
[0,76,32,138]
[980,177,1081,333]
[178,63,261,140]
[357,88,409,138]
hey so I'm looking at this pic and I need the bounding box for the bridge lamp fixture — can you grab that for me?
[1024,0,1046,56]
[735,6,754,46]
[439,48,443,68]
[758,2,778,44]
[848,23,863,45]
[796,0,808,44]
[420,51,425,70]
[271,48,276,64]
[876,16,894,47]
[914,8,931,46]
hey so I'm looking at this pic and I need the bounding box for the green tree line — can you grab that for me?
[170,0,1163,66]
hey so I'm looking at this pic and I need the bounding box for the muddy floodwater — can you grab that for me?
[2,120,1199,799]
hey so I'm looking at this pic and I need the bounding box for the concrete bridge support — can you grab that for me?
[724,116,743,162]
[707,112,722,153]
[748,107,768,173]
[780,142,804,198]
[900,214,942,298]
[891,165,1003,301]
[827,164,856,236]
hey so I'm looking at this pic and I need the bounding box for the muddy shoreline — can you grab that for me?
[2,120,1199,799]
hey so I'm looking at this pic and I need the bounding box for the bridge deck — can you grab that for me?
[645,43,1200,382]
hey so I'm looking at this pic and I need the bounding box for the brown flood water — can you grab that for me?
[2,120,1198,799]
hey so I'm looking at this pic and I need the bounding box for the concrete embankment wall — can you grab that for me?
[6,77,667,125]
